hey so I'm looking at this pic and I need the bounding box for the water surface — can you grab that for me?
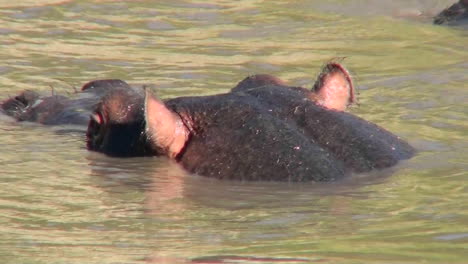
[0,0,467,263]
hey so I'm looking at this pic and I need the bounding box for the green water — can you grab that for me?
[0,1,467,263]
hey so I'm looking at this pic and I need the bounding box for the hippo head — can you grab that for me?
[86,86,150,157]
[85,80,191,158]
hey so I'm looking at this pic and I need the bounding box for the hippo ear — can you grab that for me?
[312,62,356,111]
[144,89,188,158]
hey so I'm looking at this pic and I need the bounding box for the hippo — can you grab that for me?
[87,63,414,181]
[434,0,468,25]
[1,62,415,181]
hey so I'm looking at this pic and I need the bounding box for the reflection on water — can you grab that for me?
[0,0,467,263]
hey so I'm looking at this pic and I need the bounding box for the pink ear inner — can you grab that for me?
[312,62,355,111]
[144,90,188,158]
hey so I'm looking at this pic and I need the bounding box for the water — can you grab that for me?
[0,0,467,263]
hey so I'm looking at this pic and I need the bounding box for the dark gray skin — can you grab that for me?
[434,0,468,25]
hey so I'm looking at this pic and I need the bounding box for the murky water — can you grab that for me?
[0,0,467,263]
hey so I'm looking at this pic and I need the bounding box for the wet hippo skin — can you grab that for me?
[156,92,347,181]
[230,63,413,173]
[231,83,413,173]
[434,0,468,25]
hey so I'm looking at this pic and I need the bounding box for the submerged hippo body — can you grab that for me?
[1,63,415,181]
[434,0,468,25]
